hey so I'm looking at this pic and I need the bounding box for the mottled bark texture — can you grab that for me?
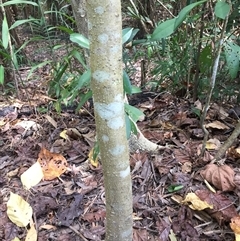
[86,1,133,240]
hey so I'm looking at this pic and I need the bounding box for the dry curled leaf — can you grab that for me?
[230,216,240,241]
[228,146,240,159]
[182,193,213,210]
[37,148,68,180]
[196,189,238,224]
[205,120,229,130]
[201,164,236,191]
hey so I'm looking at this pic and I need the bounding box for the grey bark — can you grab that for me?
[86,1,133,240]
[70,0,88,37]
[70,0,89,64]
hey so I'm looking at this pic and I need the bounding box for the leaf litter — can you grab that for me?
[2,79,240,240]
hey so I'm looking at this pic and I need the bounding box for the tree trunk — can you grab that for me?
[86,1,133,241]
[70,0,89,64]
[70,0,88,37]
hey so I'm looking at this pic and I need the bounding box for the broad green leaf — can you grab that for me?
[123,70,132,94]
[122,28,133,45]
[76,69,91,90]
[130,117,138,135]
[131,29,139,41]
[0,65,4,85]
[131,85,142,94]
[10,19,38,30]
[199,45,212,73]
[174,0,207,29]
[224,42,240,79]
[125,114,132,139]
[2,16,9,49]
[71,49,87,69]
[152,0,206,40]
[70,33,89,49]
[12,51,18,69]
[1,0,38,6]
[151,18,175,40]
[214,1,230,19]
[124,103,145,122]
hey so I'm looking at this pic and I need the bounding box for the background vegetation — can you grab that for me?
[0,0,239,106]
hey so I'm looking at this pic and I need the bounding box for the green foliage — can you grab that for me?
[2,16,9,49]
[151,0,207,41]
[0,0,38,7]
[1,0,240,117]
[168,184,184,193]
[224,41,240,79]
[46,50,89,112]
[214,1,231,19]
[124,0,240,101]
[70,33,89,49]
[0,65,4,85]
[124,103,144,123]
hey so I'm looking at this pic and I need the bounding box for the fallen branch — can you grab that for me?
[212,121,240,162]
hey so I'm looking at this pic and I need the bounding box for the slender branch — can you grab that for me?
[212,121,240,162]
[200,13,229,156]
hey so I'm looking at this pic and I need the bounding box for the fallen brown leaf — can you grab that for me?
[196,189,238,224]
[230,215,240,241]
[201,164,236,191]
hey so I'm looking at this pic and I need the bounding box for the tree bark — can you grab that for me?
[70,0,89,66]
[70,0,88,37]
[86,1,133,240]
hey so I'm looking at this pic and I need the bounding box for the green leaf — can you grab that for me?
[124,103,145,122]
[168,184,184,193]
[70,33,89,49]
[224,42,240,79]
[2,16,9,49]
[123,70,132,94]
[53,25,74,34]
[9,19,38,30]
[71,49,87,69]
[131,86,142,94]
[76,90,93,112]
[76,69,91,90]
[0,65,4,85]
[12,51,18,69]
[54,62,69,84]
[151,0,206,40]
[174,0,207,30]
[151,18,176,40]
[1,0,38,6]
[125,114,132,139]
[191,106,201,117]
[214,1,230,19]
[199,45,212,73]
[122,28,133,45]
[130,117,138,135]
[54,101,61,113]
[93,141,100,160]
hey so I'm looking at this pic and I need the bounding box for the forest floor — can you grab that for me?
[1,37,240,241]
